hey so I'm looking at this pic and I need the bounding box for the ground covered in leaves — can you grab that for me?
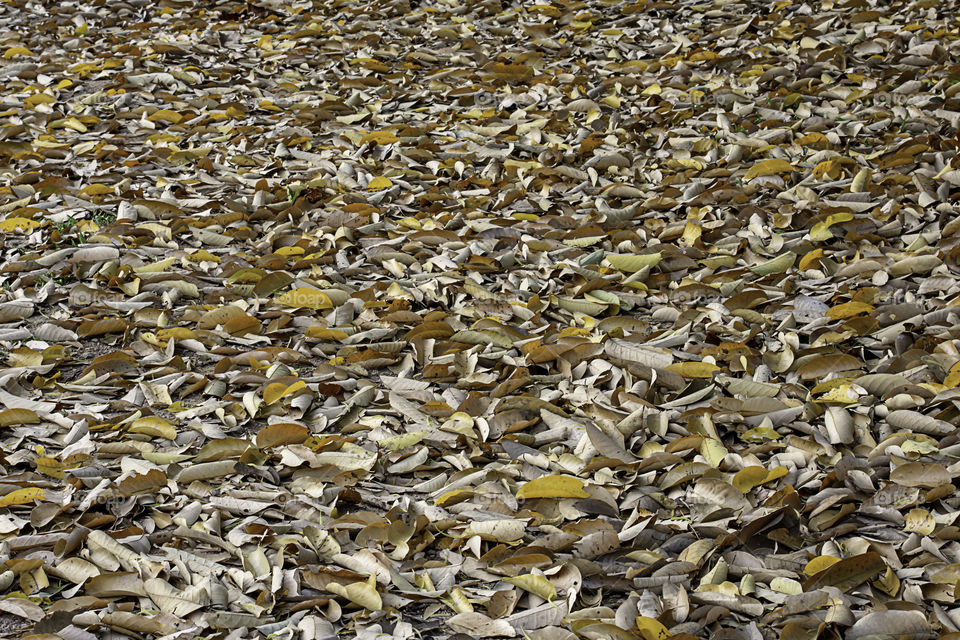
[1,0,960,638]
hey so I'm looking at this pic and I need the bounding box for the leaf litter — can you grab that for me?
[0,0,959,638]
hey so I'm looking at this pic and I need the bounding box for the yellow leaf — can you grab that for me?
[675,158,703,170]
[798,248,823,271]
[750,251,796,276]
[744,158,795,180]
[3,46,35,58]
[7,348,42,367]
[741,426,781,441]
[874,566,900,597]
[156,327,197,341]
[804,555,840,575]
[0,487,45,507]
[367,176,393,191]
[681,221,702,244]
[666,362,720,378]
[327,574,381,610]
[263,380,306,405]
[128,416,177,440]
[196,305,244,330]
[770,577,803,594]
[516,475,589,500]
[809,221,835,242]
[814,383,859,404]
[903,508,936,535]
[0,217,41,233]
[809,212,854,242]
[148,109,182,124]
[812,159,841,180]
[31,137,68,149]
[35,457,66,478]
[635,616,670,640]
[69,62,101,76]
[304,327,349,341]
[811,377,855,395]
[226,267,265,284]
[134,258,177,273]
[276,288,334,310]
[185,249,221,263]
[36,454,89,479]
[25,93,55,108]
[605,252,661,272]
[701,438,727,468]
[901,437,938,456]
[435,489,474,507]
[945,371,960,388]
[799,132,828,146]
[504,574,557,601]
[50,117,87,133]
[766,466,788,483]
[441,412,475,437]
[732,465,788,492]
[79,184,113,197]
[698,581,740,596]
[458,108,485,120]
[931,564,960,583]
[256,422,309,448]
[0,409,40,427]
[851,167,872,192]
[445,586,473,613]
[378,430,429,451]
[825,301,874,320]
[361,131,400,145]
[732,466,769,492]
